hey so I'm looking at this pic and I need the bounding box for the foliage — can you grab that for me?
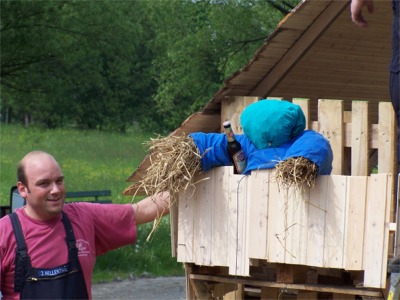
[1,0,156,131]
[0,124,184,280]
[1,0,300,133]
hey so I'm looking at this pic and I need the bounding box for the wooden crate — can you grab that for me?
[177,168,392,288]
[171,98,397,299]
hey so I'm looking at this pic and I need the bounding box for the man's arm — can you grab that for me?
[132,191,170,225]
[351,0,375,28]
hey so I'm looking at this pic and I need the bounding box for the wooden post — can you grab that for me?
[351,101,369,176]
[223,284,244,300]
[260,287,279,299]
[318,99,344,175]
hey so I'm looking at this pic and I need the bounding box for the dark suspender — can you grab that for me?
[9,212,30,292]
[9,211,80,293]
[61,211,80,265]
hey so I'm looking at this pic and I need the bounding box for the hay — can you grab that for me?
[126,133,202,241]
[275,157,318,191]
[128,132,202,199]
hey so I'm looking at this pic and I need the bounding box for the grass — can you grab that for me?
[0,124,185,281]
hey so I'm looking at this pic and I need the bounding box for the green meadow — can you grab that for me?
[0,124,184,282]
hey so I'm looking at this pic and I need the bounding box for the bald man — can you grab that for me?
[0,151,170,299]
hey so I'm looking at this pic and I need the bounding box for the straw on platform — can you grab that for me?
[275,157,318,191]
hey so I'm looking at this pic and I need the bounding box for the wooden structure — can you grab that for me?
[172,97,396,299]
[125,0,397,298]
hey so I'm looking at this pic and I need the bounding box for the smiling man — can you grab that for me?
[0,151,170,299]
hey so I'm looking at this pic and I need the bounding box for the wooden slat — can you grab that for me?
[194,173,213,266]
[190,273,383,297]
[240,174,250,276]
[344,176,367,270]
[306,176,328,267]
[211,167,230,267]
[266,172,287,264]
[177,185,195,263]
[283,186,299,265]
[323,176,347,269]
[251,0,349,97]
[351,101,369,175]
[247,170,270,260]
[221,96,258,134]
[378,102,396,174]
[228,169,250,276]
[293,98,310,129]
[170,196,179,257]
[318,99,344,174]
[363,174,390,288]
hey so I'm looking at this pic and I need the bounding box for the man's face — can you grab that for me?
[18,154,66,221]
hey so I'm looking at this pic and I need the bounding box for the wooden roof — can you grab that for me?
[125,0,392,189]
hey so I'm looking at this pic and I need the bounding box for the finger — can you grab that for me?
[350,0,369,27]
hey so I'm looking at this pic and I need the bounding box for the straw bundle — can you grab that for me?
[127,133,203,200]
[274,157,318,191]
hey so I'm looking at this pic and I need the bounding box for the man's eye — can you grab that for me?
[39,182,49,187]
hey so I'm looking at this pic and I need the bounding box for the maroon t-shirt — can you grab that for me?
[0,202,136,299]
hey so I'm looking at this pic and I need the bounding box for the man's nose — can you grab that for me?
[50,182,61,194]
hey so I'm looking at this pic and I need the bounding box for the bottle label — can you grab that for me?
[232,150,247,174]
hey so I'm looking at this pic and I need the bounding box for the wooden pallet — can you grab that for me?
[170,98,397,299]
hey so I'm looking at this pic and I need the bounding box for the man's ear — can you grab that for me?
[17,182,29,198]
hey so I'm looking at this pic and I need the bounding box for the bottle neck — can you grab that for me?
[224,126,235,142]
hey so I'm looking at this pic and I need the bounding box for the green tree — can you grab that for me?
[147,0,297,131]
[1,0,300,133]
[1,0,155,131]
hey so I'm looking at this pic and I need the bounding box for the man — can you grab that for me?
[351,0,400,164]
[0,150,170,299]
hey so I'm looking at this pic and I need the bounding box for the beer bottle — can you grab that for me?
[223,121,247,174]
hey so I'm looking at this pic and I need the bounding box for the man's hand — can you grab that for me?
[351,0,374,28]
[132,191,170,225]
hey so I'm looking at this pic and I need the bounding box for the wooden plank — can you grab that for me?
[332,294,355,300]
[227,168,250,276]
[189,273,383,297]
[177,184,195,263]
[306,175,328,267]
[323,176,347,268]
[169,195,179,257]
[363,174,390,288]
[293,98,310,129]
[193,172,213,266]
[212,283,236,298]
[318,99,344,175]
[351,101,369,176]
[247,169,270,260]
[285,186,306,265]
[344,176,367,270]
[267,172,287,264]
[260,287,279,299]
[251,0,349,97]
[184,264,196,300]
[223,284,244,300]
[297,189,310,266]
[377,102,396,224]
[378,102,396,174]
[211,167,230,267]
[240,174,250,276]
[298,291,318,300]
[221,96,258,134]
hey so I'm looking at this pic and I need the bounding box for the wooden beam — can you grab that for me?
[189,273,383,298]
[251,0,349,98]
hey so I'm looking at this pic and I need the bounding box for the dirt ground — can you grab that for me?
[91,276,186,300]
